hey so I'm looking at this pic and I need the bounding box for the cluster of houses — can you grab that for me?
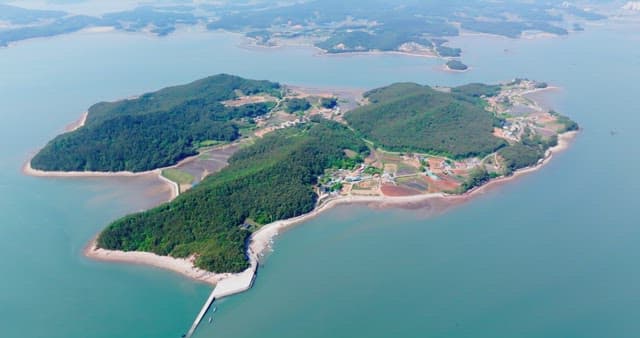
[318,164,375,194]
[487,79,547,114]
[501,121,522,140]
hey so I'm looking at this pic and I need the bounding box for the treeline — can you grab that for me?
[499,128,562,174]
[97,118,368,273]
[451,83,501,98]
[320,97,338,109]
[345,82,506,159]
[31,75,281,172]
[498,143,545,174]
[86,74,281,125]
[458,167,491,193]
[284,98,311,113]
[315,30,434,54]
[551,111,579,132]
[446,60,468,71]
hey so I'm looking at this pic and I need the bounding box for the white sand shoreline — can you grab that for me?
[84,130,577,296]
[238,35,441,59]
[65,111,88,132]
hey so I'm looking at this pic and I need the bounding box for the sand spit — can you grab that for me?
[85,240,228,286]
[64,112,88,132]
[23,161,161,178]
[317,49,439,59]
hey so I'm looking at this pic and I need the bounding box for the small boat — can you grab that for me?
[212,306,217,313]
[208,316,213,324]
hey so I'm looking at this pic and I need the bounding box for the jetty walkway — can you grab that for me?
[184,252,258,338]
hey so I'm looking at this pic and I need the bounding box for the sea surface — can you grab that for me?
[1,20,639,338]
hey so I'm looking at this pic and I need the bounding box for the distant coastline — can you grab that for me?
[240,36,443,60]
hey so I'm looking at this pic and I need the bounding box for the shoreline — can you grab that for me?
[443,65,472,73]
[23,142,238,180]
[84,238,228,285]
[316,48,439,59]
[84,130,577,295]
[64,111,88,132]
[238,35,441,59]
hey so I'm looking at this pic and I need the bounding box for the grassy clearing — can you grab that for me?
[162,168,195,185]
[198,140,227,148]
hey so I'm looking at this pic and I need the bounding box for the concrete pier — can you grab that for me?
[184,255,258,337]
[185,290,216,338]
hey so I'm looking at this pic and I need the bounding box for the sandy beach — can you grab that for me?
[23,161,161,178]
[21,121,212,200]
[85,239,228,285]
[64,111,88,132]
[83,129,577,296]
[317,48,439,59]
[238,34,441,60]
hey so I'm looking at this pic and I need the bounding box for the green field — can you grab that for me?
[161,168,195,185]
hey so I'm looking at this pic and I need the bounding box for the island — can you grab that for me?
[445,60,469,71]
[0,4,200,47]
[2,1,607,59]
[26,75,578,298]
[209,0,605,58]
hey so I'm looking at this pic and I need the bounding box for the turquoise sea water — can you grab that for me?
[1,21,639,337]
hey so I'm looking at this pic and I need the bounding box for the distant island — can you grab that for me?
[210,0,606,59]
[445,60,469,71]
[0,4,199,47]
[1,1,608,64]
[27,74,578,296]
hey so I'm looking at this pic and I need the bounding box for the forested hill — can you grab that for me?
[30,74,281,172]
[97,118,368,273]
[344,82,506,158]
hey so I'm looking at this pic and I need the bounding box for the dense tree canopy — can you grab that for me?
[284,98,311,113]
[446,60,468,71]
[345,83,506,158]
[31,74,281,172]
[97,119,368,273]
[451,83,501,98]
[498,143,545,174]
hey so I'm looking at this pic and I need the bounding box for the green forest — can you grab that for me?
[48,76,577,274]
[498,124,576,174]
[345,82,506,158]
[315,30,433,54]
[446,60,468,71]
[284,98,311,113]
[97,118,368,272]
[31,74,281,172]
